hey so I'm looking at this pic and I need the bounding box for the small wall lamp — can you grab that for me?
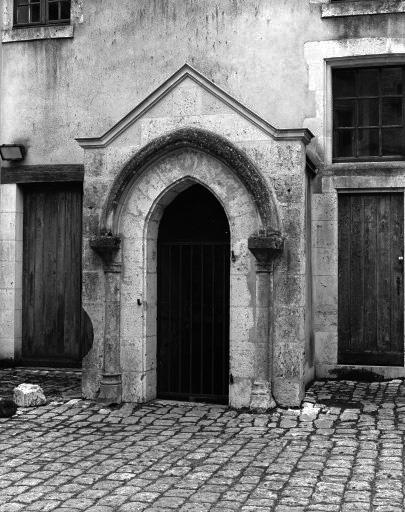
[0,144,26,161]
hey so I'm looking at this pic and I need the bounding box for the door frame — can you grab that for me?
[21,181,83,367]
[0,165,84,366]
[314,175,405,379]
[337,190,404,366]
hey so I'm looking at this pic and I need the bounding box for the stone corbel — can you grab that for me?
[90,233,123,403]
[248,230,284,271]
[248,230,284,412]
[90,233,121,269]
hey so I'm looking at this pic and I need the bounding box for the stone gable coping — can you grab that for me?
[76,64,313,149]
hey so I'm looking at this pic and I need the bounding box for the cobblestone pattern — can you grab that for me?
[1,371,405,511]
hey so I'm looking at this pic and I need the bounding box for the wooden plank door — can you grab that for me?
[22,182,83,366]
[338,192,404,366]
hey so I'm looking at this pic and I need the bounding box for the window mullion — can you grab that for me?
[354,69,358,158]
[42,0,47,24]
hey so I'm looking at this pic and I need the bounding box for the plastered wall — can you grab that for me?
[2,1,405,167]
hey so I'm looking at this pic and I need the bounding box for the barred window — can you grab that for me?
[333,66,405,161]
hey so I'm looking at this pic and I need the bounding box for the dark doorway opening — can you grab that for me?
[157,184,230,403]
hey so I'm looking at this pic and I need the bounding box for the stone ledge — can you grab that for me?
[322,0,405,18]
[2,24,73,43]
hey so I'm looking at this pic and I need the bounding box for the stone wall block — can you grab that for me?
[82,369,102,399]
[277,246,306,275]
[135,168,168,202]
[0,262,15,289]
[273,377,304,407]
[230,212,259,241]
[125,189,154,218]
[273,342,305,379]
[313,275,337,307]
[273,174,305,205]
[312,247,337,276]
[83,150,106,178]
[0,338,15,359]
[145,335,157,371]
[83,180,110,210]
[0,212,17,241]
[312,220,337,249]
[229,376,251,409]
[201,89,230,114]
[0,241,16,262]
[145,91,174,118]
[312,192,337,221]
[0,184,22,213]
[274,273,306,307]
[121,371,143,403]
[120,342,143,372]
[314,305,337,332]
[173,82,202,116]
[314,331,338,364]
[82,271,104,302]
[120,305,144,346]
[83,240,102,271]
[280,205,306,239]
[230,341,255,377]
[82,211,101,237]
[274,306,306,344]
[119,214,144,240]
[230,306,255,343]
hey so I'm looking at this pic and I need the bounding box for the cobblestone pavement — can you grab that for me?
[1,370,405,511]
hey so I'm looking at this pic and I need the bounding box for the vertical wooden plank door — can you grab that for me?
[157,185,230,403]
[338,192,404,366]
[22,182,83,367]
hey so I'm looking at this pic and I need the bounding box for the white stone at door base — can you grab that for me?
[13,383,46,407]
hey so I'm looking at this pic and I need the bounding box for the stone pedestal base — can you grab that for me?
[249,380,276,412]
[98,373,122,404]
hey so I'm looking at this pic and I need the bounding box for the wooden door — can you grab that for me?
[157,185,230,403]
[22,182,83,366]
[338,192,404,365]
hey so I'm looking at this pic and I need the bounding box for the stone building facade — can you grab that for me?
[1,0,405,408]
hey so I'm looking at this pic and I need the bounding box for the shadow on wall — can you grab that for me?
[328,367,386,382]
[81,309,94,360]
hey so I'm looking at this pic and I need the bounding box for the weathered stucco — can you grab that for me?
[2,0,404,166]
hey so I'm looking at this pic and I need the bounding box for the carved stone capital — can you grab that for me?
[248,231,284,268]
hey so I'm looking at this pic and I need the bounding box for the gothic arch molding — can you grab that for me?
[101,127,281,233]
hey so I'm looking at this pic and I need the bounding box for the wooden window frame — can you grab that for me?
[13,0,70,28]
[333,65,405,163]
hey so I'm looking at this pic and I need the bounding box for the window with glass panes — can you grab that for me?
[14,0,70,26]
[333,66,405,161]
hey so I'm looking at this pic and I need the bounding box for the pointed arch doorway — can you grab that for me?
[157,184,230,404]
